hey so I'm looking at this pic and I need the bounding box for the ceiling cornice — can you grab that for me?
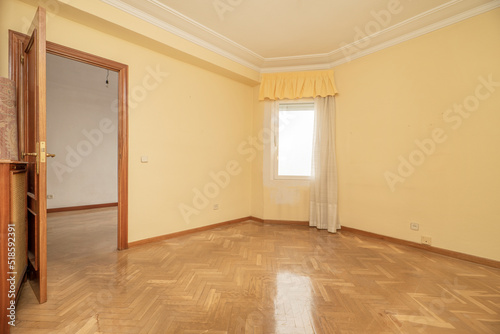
[101,0,500,73]
[100,0,263,72]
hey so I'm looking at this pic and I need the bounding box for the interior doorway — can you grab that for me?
[46,53,119,213]
[45,54,119,255]
[9,31,129,251]
[45,43,129,251]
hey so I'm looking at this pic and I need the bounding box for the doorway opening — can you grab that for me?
[46,53,119,255]
[46,54,119,212]
[9,31,129,251]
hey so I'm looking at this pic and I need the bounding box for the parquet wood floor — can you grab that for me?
[10,208,500,333]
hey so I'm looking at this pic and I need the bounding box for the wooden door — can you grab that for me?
[22,7,47,304]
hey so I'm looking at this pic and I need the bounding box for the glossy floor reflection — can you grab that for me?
[275,273,313,333]
[12,208,500,333]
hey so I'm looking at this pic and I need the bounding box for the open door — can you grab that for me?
[21,7,48,304]
[9,5,129,305]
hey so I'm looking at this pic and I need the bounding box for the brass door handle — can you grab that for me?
[46,153,56,158]
[22,152,38,157]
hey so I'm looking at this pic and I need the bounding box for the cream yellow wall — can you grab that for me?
[335,8,500,261]
[1,0,254,242]
[251,87,265,219]
[252,9,500,261]
[2,0,499,260]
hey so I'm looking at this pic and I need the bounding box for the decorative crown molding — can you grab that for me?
[101,0,500,73]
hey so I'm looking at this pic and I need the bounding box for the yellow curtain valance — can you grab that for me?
[259,69,338,101]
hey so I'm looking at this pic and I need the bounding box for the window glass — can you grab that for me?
[275,102,315,178]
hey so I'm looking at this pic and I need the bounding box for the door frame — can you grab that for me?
[9,30,129,250]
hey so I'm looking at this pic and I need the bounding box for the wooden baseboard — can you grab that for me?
[251,217,309,226]
[341,226,500,269]
[128,216,253,248]
[128,215,499,269]
[47,202,118,213]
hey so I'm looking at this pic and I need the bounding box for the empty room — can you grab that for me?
[0,0,499,333]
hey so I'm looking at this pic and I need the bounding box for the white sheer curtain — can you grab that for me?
[309,96,339,232]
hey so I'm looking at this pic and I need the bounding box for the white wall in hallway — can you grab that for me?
[46,53,118,209]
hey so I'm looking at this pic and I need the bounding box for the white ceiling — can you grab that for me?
[101,0,499,72]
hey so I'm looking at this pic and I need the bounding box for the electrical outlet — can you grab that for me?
[213,204,219,210]
[47,194,54,199]
[421,236,432,245]
[410,222,419,231]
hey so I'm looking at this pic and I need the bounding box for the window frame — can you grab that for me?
[271,99,315,181]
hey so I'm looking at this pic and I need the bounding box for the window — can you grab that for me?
[273,101,315,179]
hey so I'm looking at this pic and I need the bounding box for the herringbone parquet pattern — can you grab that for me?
[11,208,500,333]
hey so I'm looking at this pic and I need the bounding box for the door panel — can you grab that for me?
[22,7,47,304]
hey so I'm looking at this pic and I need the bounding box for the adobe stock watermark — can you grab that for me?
[408,277,466,333]
[110,64,170,112]
[49,266,132,334]
[177,129,271,224]
[178,108,298,224]
[213,0,244,21]
[339,0,407,62]
[234,310,264,332]
[6,224,17,327]
[51,65,169,182]
[51,118,116,182]
[385,74,499,192]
